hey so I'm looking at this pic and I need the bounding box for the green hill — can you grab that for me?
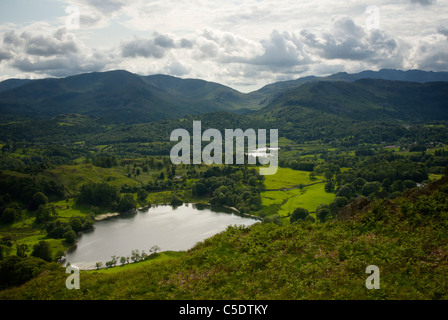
[2,69,448,124]
[0,71,257,123]
[1,175,447,300]
[264,79,448,121]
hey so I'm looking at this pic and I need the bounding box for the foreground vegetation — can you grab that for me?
[1,99,447,299]
[0,174,447,299]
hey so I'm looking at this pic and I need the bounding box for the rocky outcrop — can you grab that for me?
[337,196,371,221]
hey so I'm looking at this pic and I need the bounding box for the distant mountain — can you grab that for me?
[0,69,447,123]
[327,69,448,83]
[0,79,33,93]
[248,69,448,108]
[0,70,254,123]
[263,78,448,121]
[141,74,254,112]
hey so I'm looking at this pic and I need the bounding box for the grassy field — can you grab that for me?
[260,167,335,223]
[262,167,318,190]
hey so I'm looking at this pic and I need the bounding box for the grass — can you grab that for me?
[262,167,318,190]
[259,167,335,222]
[88,251,185,274]
[41,164,143,194]
[261,183,335,219]
[429,173,444,181]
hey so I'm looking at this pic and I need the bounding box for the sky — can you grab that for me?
[0,0,447,92]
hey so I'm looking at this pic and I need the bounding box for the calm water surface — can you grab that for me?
[64,204,259,269]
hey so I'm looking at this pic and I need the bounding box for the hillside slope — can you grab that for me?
[0,71,256,123]
[1,175,447,300]
[263,79,448,121]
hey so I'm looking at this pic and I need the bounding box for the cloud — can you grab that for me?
[121,32,184,59]
[83,0,127,15]
[2,28,79,57]
[438,25,448,37]
[192,28,264,62]
[410,0,436,5]
[166,60,190,76]
[0,49,12,62]
[249,30,310,67]
[300,17,400,64]
[122,37,167,59]
[0,27,115,77]
[409,34,448,70]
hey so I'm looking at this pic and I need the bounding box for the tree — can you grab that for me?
[150,245,161,256]
[28,192,48,211]
[290,207,309,223]
[336,184,356,199]
[33,192,48,206]
[63,230,77,244]
[111,255,118,267]
[192,182,206,196]
[263,214,283,226]
[137,189,148,202]
[35,205,57,224]
[391,180,404,193]
[324,170,333,181]
[131,249,140,262]
[16,243,28,258]
[120,256,126,265]
[324,181,335,193]
[403,180,417,189]
[361,182,381,197]
[117,194,136,212]
[316,204,331,223]
[31,241,52,262]
[76,182,119,209]
[171,194,183,206]
[1,207,20,224]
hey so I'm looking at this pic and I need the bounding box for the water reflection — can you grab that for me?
[64,204,259,269]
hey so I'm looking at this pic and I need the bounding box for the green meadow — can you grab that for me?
[260,167,335,222]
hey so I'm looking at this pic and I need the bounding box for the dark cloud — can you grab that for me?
[121,33,186,59]
[410,0,436,5]
[300,17,398,64]
[85,0,126,15]
[11,51,110,77]
[79,13,104,28]
[0,49,12,62]
[179,38,194,48]
[2,29,79,57]
[153,33,175,48]
[438,25,448,37]
[24,32,79,57]
[12,57,71,72]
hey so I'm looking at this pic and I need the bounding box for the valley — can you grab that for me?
[0,69,447,300]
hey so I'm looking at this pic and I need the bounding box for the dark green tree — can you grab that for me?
[31,241,52,262]
[290,207,309,223]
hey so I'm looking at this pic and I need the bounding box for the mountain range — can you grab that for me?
[0,68,447,123]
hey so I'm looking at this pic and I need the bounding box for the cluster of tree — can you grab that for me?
[96,245,161,269]
[0,255,57,290]
[0,172,64,210]
[45,214,95,244]
[76,182,137,213]
[192,166,263,213]
[93,155,117,168]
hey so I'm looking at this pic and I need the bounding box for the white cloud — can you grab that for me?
[1,0,448,91]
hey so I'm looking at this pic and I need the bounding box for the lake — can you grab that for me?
[64,203,259,269]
